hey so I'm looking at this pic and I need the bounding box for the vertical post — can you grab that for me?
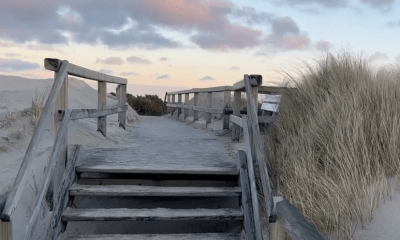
[171,94,176,117]
[184,93,189,120]
[232,91,241,140]
[223,90,231,130]
[116,84,127,129]
[193,92,199,122]
[97,82,107,136]
[0,221,10,240]
[205,92,212,125]
[164,92,168,114]
[253,86,259,117]
[167,94,171,115]
[178,94,182,118]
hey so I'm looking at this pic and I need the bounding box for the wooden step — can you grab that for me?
[70,184,241,197]
[66,233,241,239]
[62,208,243,222]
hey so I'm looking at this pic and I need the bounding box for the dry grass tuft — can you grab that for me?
[26,89,49,128]
[265,51,400,239]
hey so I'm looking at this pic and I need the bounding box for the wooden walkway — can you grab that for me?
[77,116,238,176]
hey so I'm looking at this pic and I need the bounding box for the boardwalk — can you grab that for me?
[77,116,238,175]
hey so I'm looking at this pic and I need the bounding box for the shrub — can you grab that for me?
[126,94,165,116]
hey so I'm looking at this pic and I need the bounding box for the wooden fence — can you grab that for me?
[0,58,128,240]
[165,75,325,240]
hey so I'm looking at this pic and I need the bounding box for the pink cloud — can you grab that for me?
[283,34,310,50]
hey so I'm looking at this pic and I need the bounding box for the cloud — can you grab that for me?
[126,56,152,64]
[229,66,240,70]
[3,52,20,57]
[96,57,124,65]
[120,72,140,76]
[315,40,332,51]
[98,68,114,75]
[159,57,168,61]
[369,52,389,62]
[0,58,40,72]
[360,0,394,10]
[199,76,215,81]
[156,74,170,80]
[386,21,400,28]
[275,0,347,8]
[231,6,274,25]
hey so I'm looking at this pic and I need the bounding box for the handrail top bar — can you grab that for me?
[167,85,233,95]
[44,58,127,85]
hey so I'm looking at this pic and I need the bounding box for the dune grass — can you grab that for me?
[265,52,400,239]
[25,89,48,128]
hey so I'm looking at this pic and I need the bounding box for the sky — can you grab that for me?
[0,0,399,93]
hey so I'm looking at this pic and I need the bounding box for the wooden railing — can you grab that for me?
[0,58,128,240]
[165,75,325,240]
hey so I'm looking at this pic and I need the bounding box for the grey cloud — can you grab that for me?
[120,72,140,76]
[229,66,240,70]
[4,53,20,57]
[96,57,124,65]
[386,21,400,28]
[0,58,40,72]
[199,76,215,81]
[156,74,170,80]
[315,40,332,51]
[369,52,389,62]
[276,0,347,8]
[126,56,152,64]
[272,17,299,35]
[360,0,394,9]
[232,7,274,25]
[98,69,114,75]
[159,57,168,61]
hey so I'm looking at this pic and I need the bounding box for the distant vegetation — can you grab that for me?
[111,92,165,116]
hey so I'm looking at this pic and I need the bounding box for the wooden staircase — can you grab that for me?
[59,147,246,239]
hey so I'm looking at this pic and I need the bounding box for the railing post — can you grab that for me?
[223,90,231,130]
[205,92,212,125]
[171,94,176,116]
[232,91,241,140]
[184,93,189,120]
[97,82,107,136]
[178,94,182,118]
[193,92,199,122]
[0,195,10,240]
[164,92,168,114]
[116,84,127,129]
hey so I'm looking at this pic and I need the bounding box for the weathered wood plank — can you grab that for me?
[230,115,243,128]
[193,93,199,121]
[23,110,71,240]
[166,104,192,109]
[233,75,262,91]
[238,150,256,240]
[62,208,243,222]
[97,82,107,137]
[192,86,233,93]
[117,84,127,129]
[1,60,69,221]
[70,105,128,120]
[44,58,127,85]
[244,74,274,221]
[66,233,241,240]
[0,221,10,240]
[242,116,264,240]
[232,91,241,141]
[192,106,224,114]
[164,92,168,114]
[277,199,326,240]
[69,184,241,197]
[46,145,85,240]
[223,90,231,129]
[178,94,182,116]
[184,93,189,119]
[205,92,212,124]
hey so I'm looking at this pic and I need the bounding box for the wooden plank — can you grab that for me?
[193,93,199,121]
[244,74,274,221]
[163,92,167,114]
[70,105,128,120]
[166,104,192,109]
[117,84,127,129]
[0,195,6,213]
[0,221,10,240]
[44,59,127,85]
[223,91,231,129]
[178,94,182,116]
[192,86,233,93]
[205,92,212,124]
[184,93,189,119]
[66,233,241,240]
[46,145,85,240]
[242,116,264,240]
[230,115,243,128]
[167,89,193,95]
[69,184,241,197]
[171,94,176,115]
[277,199,326,240]
[62,208,243,222]
[23,110,71,240]
[232,91,241,141]
[233,75,262,91]
[192,106,223,114]
[97,82,107,137]
[238,150,256,240]
[1,60,69,221]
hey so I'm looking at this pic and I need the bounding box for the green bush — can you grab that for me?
[126,93,165,116]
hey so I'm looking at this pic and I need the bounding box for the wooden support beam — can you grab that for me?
[230,115,243,128]
[232,91,241,141]
[46,145,85,240]
[164,92,168,114]
[184,93,189,119]
[0,221,10,240]
[97,82,107,137]
[178,94,182,116]
[233,75,262,91]
[171,94,176,116]
[70,105,128,120]
[238,150,256,240]
[44,58,127,85]
[277,199,326,240]
[205,92,212,124]
[116,84,127,129]
[192,86,233,93]
[193,93,199,122]
[192,106,224,114]
[223,91,231,129]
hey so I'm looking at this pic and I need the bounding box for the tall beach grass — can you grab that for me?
[265,52,400,239]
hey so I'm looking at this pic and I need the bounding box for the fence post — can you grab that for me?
[0,195,10,240]
[97,82,107,136]
[232,91,241,140]
[171,94,176,117]
[178,94,182,118]
[184,93,189,120]
[223,90,231,130]
[205,92,212,125]
[117,84,127,129]
[193,92,199,122]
